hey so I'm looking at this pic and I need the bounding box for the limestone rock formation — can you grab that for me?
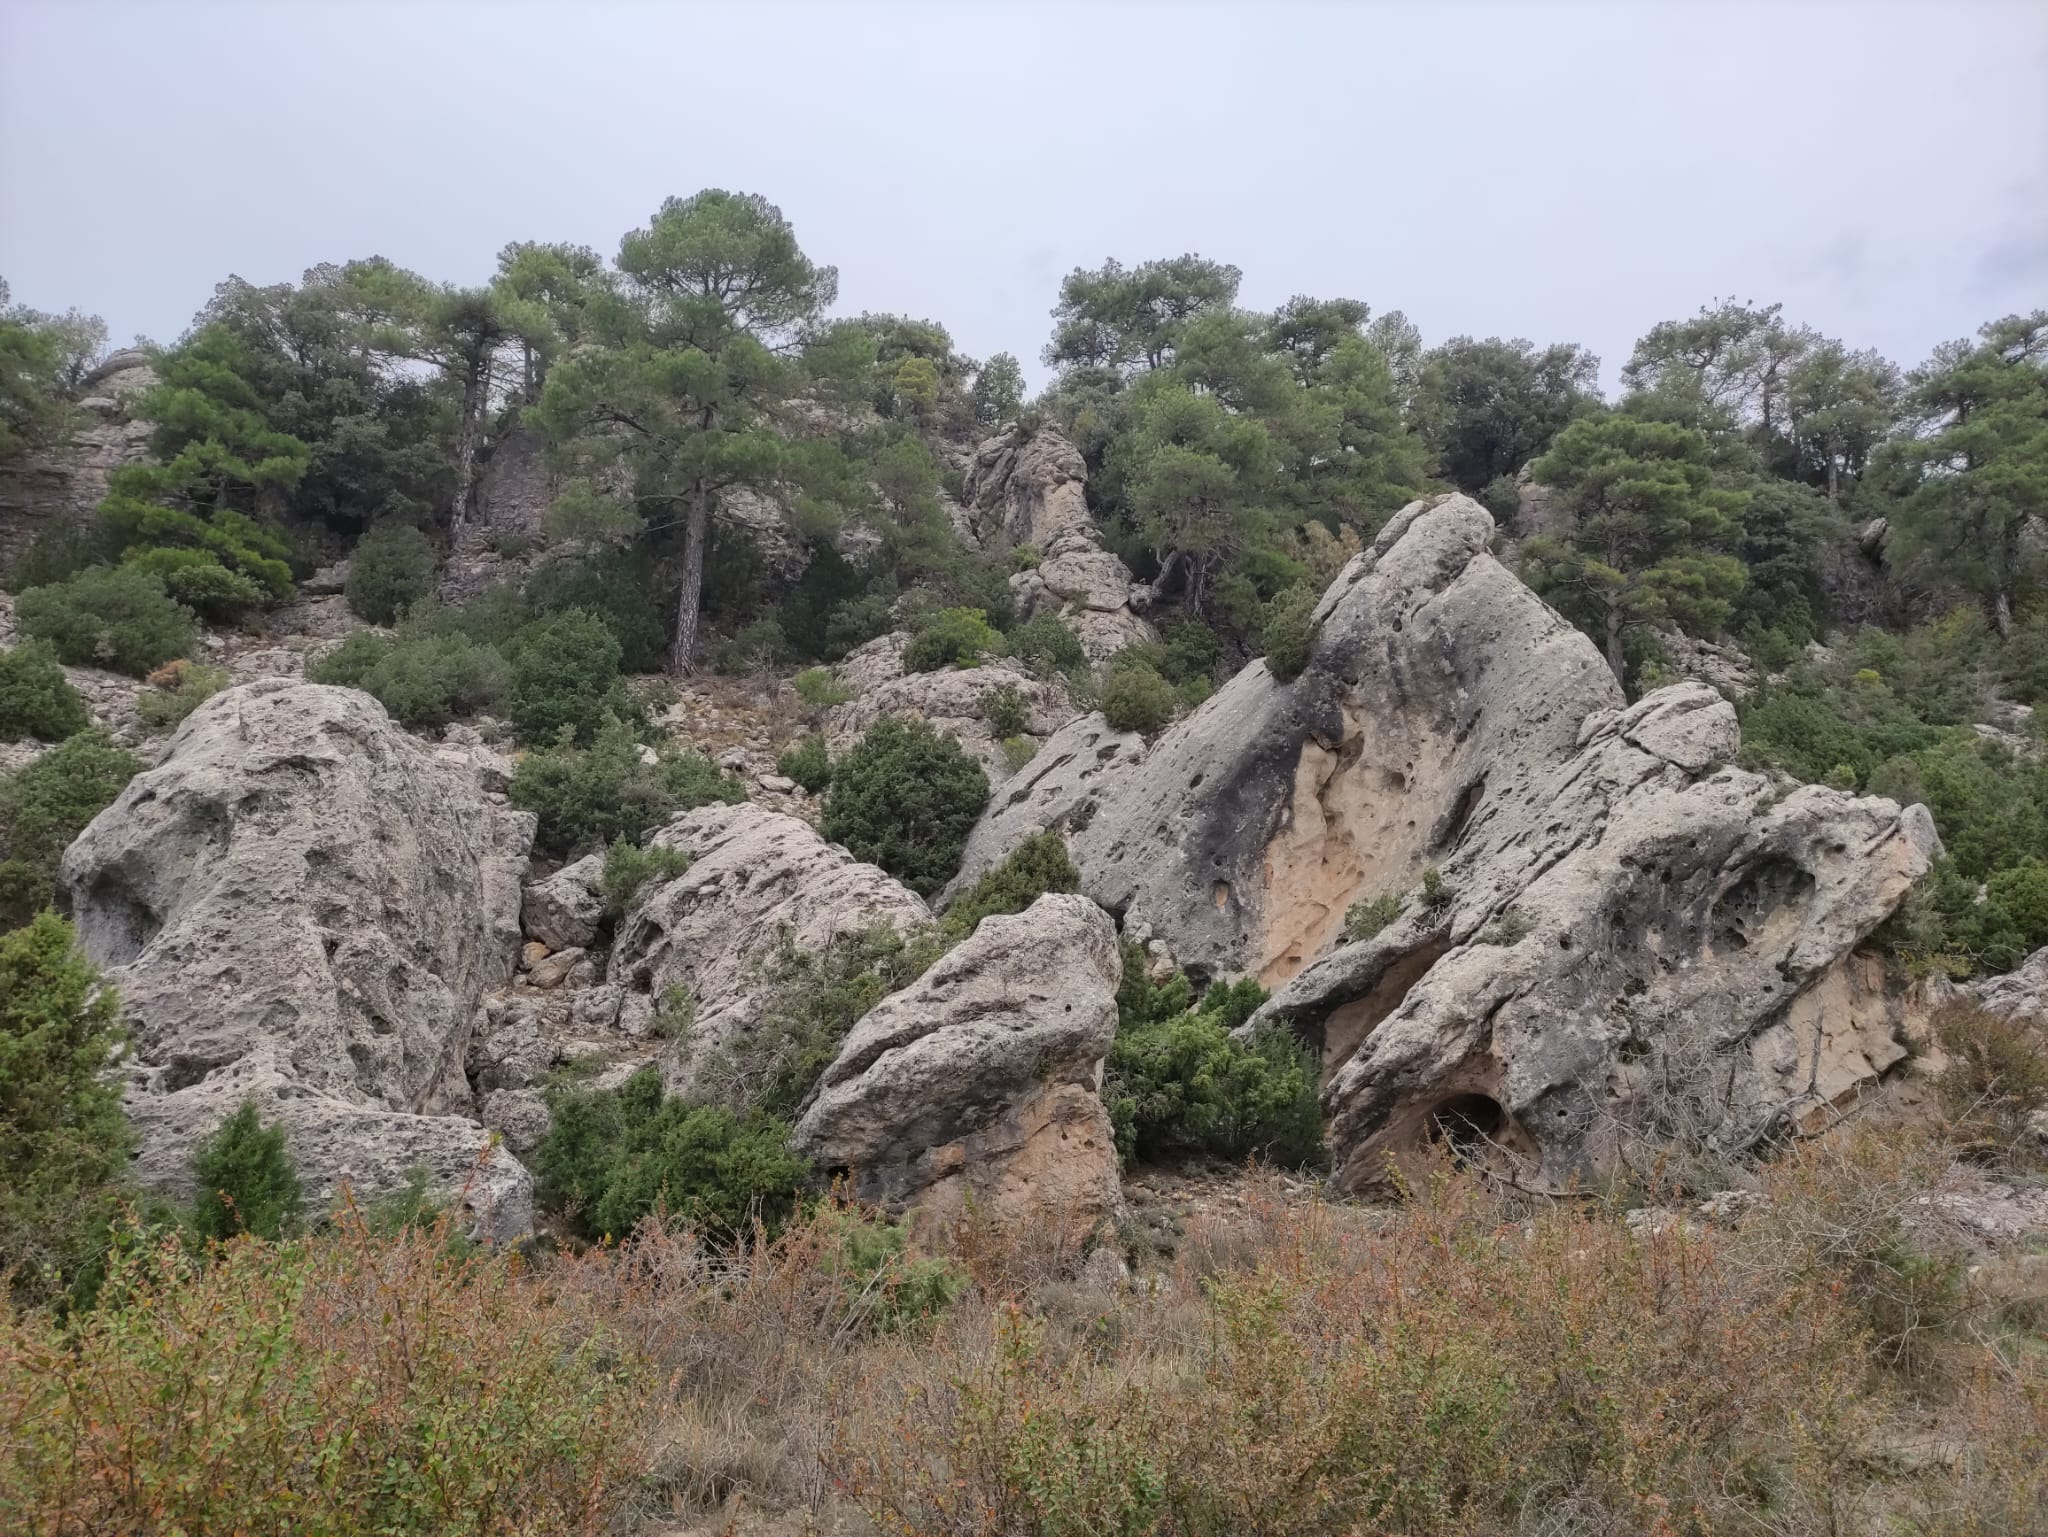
[825,631,1079,781]
[946,492,1938,1190]
[607,802,931,1082]
[523,853,606,951]
[0,350,156,573]
[60,679,538,1238]
[794,893,1122,1230]
[961,424,1157,663]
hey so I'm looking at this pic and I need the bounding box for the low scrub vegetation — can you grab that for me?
[13,564,196,677]
[510,717,742,857]
[0,729,140,928]
[821,715,988,896]
[0,642,88,742]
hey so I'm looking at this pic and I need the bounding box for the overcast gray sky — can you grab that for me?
[3,0,2043,390]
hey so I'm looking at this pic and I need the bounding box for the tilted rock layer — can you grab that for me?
[795,892,1122,1232]
[607,803,931,1085]
[62,680,537,1237]
[949,493,1936,1188]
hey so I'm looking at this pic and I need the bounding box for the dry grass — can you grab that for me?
[4,1132,2045,1536]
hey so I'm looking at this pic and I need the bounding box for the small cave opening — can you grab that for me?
[1426,1092,1505,1161]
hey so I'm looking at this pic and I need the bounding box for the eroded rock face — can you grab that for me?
[794,893,1122,1231]
[607,803,931,1084]
[948,493,1938,1189]
[61,680,537,1238]
[0,351,156,572]
[951,493,1617,985]
[825,634,1079,781]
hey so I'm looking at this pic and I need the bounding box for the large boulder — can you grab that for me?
[946,493,1939,1189]
[606,803,932,1083]
[60,680,537,1238]
[794,893,1122,1231]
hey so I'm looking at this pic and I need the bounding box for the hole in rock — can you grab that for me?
[1427,1093,1505,1161]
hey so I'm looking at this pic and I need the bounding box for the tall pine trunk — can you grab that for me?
[452,350,490,529]
[668,486,711,676]
[1604,601,1627,686]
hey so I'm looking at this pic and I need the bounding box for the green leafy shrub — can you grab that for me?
[1260,582,1319,683]
[524,546,668,672]
[0,730,142,928]
[14,565,196,677]
[698,925,943,1120]
[1007,611,1088,677]
[0,911,134,1309]
[777,732,832,793]
[792,665,851,710]
[307,625,506,728]
[903,606,1001,673]
[506,608,623,745]
[941,831,1078,941]
[509,716,743,858]
[1419,867,1455,911]
[123,547,267,622]
[187,1101,303,1243]
[1100,661,1177,736]
[533,1065,811,1241]
[1108,1006,1322,1168]
[1344,893,1404,943]
[983,685,1029,739]
[0,643,88,743]
[821,716,989,896]
[343,523,437,625]
[599,836,691,918]
[806,1203,966,1333]
[135,662,229,732]
[1000,735,1036,774]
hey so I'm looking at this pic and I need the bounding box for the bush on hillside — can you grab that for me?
[506,607,622,745]
[135,662,230,733]
[982,685,1029,739]
[13,565,196,677]
[598,836,691,919]
[903,606,1000,673]
[187,1101,303,1243]
[776,733,832,794]
[1006,610,1088,677]
[343,523,437,625]
[0,912,134,1310]
[307,625,506,728]
[524,546,669,672]
[509,716,743,858]
[821,716,988,897]
[0,730,142,929]
[533,1065,810,1241]
[123,546,267,623]
[1932,1001,2048,1166]
[0,643,89,743]
[1260,582,1319,683]
[940,830,1078,941]
[1100,660,1177,736]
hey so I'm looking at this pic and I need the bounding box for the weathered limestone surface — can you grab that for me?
[61,680,537,1237]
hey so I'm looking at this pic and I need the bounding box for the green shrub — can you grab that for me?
[1419,867,1455,911]
[1107,1006,1322,1169]
[187,1101,303,1243]
[14,565,196,677]
[344,523,437,625]
[509,716,743,858]
[903,606,1000,673]
[123,547,267,623]
[0,911,134,1309]
[821,716,989,897]
[1007,611,1088,676]
[0,730,142,928]
[777,733,833,793]
[533,1065,810,1241]
[698,925,944,1121]
[1344,893,1405,943]
[983,685,1029,739]
[1100,661,1177,736]
[506,608,622,745]
[135,662,230,733]
[307,626,508,728]
[1000,735,1036,775]
[1260,582,1319,683]
[523,546,668,672]
[792,665,851,710]
[599,835,691,918]
[0,643,88,743]
[941,831,1078,941]
[807,1203,967,1333]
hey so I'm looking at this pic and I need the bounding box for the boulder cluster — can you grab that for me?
[59,447,1943,1237]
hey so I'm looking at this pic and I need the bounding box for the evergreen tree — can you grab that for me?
[187,1100,302,1242]
[1413,335,1602,492]
[1521,416,1749,684]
